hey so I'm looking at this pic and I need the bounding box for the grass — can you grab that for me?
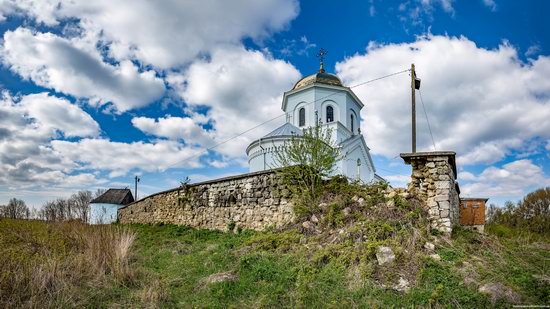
[1,219,548,308]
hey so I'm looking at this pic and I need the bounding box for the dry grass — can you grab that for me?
[0,219,137,308]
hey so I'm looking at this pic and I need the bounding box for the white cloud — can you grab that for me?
[460,160,550,198]
[1,28,165,112]
[336,35,550,165]
[399,0,455,25]
[131,116,213,146]
[51,139,204,177]
[482,0,497,12]
[0,92,100,186]
[20,93,99,138]
[0,0,299,69]
[169,46,301,158]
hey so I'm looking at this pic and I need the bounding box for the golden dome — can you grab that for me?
[292,72,344,90]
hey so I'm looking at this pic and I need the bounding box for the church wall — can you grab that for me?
[118,170,294,231]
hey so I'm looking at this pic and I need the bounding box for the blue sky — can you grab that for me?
[0,0,549,208]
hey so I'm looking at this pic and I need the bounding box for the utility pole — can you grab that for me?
[411,63,419,153]
[134,175,140,200]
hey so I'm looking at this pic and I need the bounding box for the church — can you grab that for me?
[246,56,382,183]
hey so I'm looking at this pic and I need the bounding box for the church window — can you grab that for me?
[326,106,334,123]
[350,114,355,133]
[299,108,305,127]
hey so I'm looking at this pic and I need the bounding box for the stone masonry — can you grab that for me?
[118,170,294,231]
[401,152,460,233]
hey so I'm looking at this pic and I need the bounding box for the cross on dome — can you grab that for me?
[316,48,327,73]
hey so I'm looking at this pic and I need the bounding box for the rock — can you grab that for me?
[424,242,435,251]
[302,221,314,230]
[203,271,238,285]
[318,202,328,209]
[478,282,521,303]
[393,277,410,292]
[357,197,365,205]
[386,200,395,208]
[310,214,319,223]
[429,254,441,261]
[387,191,397,198]
[352,195,359,202]
[376,246,395,265]
[342,207,351,217]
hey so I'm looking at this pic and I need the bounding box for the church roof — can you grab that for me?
[292,72,344,90]
[263,122,302,138]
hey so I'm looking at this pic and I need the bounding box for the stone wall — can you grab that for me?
[401,152,460,233]
[118,170,294,231]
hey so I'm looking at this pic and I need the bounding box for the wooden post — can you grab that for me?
[411,63,416,153]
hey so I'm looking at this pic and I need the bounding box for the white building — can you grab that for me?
[246,66,381,183]
[89,188,134,224]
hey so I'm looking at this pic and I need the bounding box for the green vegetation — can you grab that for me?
[488,187,550,234]
[2,185,548,308]
[274,123,340,215]
[1,183,549,308]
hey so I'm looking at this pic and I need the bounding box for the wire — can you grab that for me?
[418,89,436,151]
[164,69,411,169]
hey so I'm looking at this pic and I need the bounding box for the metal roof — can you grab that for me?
[263,122,302,138]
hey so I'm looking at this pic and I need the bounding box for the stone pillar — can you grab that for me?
[400,151,460,233]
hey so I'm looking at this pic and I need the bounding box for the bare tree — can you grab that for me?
[70,190,93,223]
[1,198,30,219]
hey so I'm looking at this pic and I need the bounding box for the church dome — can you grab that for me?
[292,72,344,90]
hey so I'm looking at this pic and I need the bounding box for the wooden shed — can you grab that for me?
[459,197,488,232]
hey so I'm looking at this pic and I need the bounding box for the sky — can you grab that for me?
[0,0,549,208]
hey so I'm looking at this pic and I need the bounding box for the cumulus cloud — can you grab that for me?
[336,34,550,165]
[0,0,299,69]
[51,139,203,177]
[131,116,213,146]
[1,28,165,112]
[460,159,550,198]
[168,46,301,158]
[0,92,100,187]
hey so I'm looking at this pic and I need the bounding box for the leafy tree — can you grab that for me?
[516,187,550,233]
[488,187,550,234]
[0,198,30,219]
[274,123,340,216]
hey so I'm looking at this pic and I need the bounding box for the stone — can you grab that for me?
[426,162,435,168]
[376,246,395,265]
[434,181,450,189]
[429,254,441,261]
[311,214,319,223]
[302,221,314,230]
[438,201,450,209]
[357,197,365,205]
[478,283,521,303]
[424,242,435,251]
[202,271,238,285]
[393,277,410,292]
[342,207,351,217]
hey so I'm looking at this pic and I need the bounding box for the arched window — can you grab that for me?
[350,114,355,133]
[299,107,305,127]
[326,106,334,123]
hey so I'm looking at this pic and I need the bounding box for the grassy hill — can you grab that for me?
[1,184,549,308]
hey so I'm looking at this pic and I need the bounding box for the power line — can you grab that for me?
[165,69,411,169]
[418,89,436,151]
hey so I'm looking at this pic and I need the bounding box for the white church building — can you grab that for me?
[246,61,382,183]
